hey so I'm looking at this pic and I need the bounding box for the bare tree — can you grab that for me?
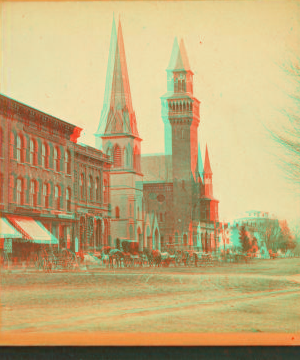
[269,58,300,186]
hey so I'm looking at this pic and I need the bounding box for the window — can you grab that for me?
[43,183,49,208]
[42,143,49,168]
[137,206,140,219]
[30,180,37,207]
[54,185,60,210]
[64,150,71,174]
[88,175,93,201]
[80,174,84,200]
[95,177,100,201]
[54,147,60,172]
[17,135,22,162]
[29,139,36,165]
[160,213,163,222]
[17,178,23,205]
[104,179,108,204]
[66,188,71,211]
[115,206,120,219]
[114,145,121,167]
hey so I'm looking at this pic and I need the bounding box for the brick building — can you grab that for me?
[0,93,111,257]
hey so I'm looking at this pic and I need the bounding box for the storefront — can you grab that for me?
[5,215,59,265]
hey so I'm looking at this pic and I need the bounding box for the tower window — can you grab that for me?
[115,206,120,219]
[114,145,121,167]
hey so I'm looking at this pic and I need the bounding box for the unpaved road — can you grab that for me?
[1,258,300,335]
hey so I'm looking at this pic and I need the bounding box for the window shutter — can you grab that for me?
[36,138,42,166]
[11,131,17,159]
[23,135,29,163]
[60,146,64,173]
[48,143,54,169]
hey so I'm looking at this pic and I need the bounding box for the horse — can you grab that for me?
[143,248,161,267]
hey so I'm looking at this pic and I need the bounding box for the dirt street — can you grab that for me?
[1,258,300,342]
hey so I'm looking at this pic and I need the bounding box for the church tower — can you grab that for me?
[161,38,201,245]
[95,17,143,248]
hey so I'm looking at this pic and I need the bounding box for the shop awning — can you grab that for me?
[0,217,23,239]
[6,216,59,244]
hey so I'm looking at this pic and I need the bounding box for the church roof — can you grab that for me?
[141,154,172,183]
[204,145,212,174]
[167,38,191,72]
[96,17,139,138]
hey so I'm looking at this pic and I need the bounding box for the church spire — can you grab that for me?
[204,144,212,175]
[167,37,191,72]
[95,17,139,143]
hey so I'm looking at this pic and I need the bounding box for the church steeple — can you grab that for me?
[203,145,213,197]
[204,145,212,175]
[95,17,139,147]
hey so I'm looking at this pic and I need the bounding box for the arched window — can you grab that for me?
[54,185,60,210]
[114,145,121,167]
[115,206,120,219]
[17,135,22,162]
[17,178,23,205]
[42,143,49,168]
[103,179,108,203]
[89,175,93,201]
[54,146,60,172]
[66,188,71,211]
[95,176,100,201]
[80,173,85,200]
[43,183,49,208]
[64,150,71,174]
[106,147,112,160]
[30,139,34,165]
[30,180,37,207]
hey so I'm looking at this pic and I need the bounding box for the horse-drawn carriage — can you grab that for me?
[34,245,78,272]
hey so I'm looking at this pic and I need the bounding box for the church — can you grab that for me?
[95,17,220,252]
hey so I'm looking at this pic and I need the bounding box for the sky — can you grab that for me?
[1,1,300,224]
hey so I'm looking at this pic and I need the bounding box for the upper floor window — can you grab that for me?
[95,176,100,201]
[66,188,71,212]
[16,178,23,205]
[64,150,71,174]
[54,146,60,172]
[17,135,22,162]
[54,185,60,210]
[29,139,38,165]
[88,175,93,201]
[103,179,108,204]
[115,206,120,219]
[43,183,49,208]
[29,180,37,207]
[42,143,49,168]
[80,174,85,200]
[10,132,15,159]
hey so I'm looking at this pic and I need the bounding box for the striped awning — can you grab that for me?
[0,217,23,239]
[6,216,59,244]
